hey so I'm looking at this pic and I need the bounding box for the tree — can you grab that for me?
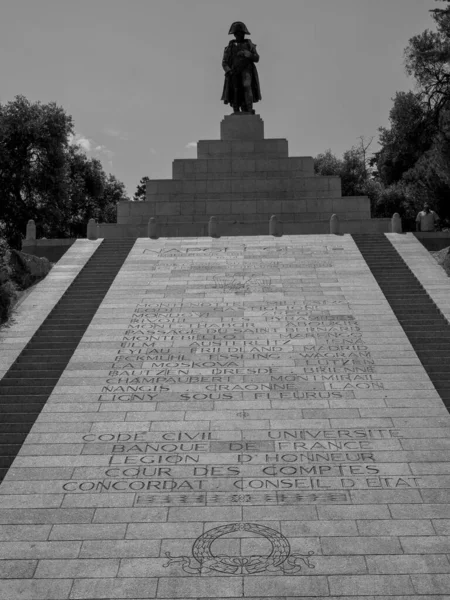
[0,95,73,247]
[341,140,373,196]
[101,175,129,222]
[373,1,450,227]
[404,1,450,113]
[376,91,435,187]
[64,148,126,238]
[0,95,128,248]
[314,149,343,177]
[314,138,373,197]
[357,136,375,180]
[133,176,149,201]
[431,0,450,46]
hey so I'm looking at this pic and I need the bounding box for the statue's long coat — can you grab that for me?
[221,39,262,105]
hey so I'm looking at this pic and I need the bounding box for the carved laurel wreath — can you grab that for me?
[164,522,315,575]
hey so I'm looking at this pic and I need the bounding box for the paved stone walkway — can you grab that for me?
[1,234,450,599]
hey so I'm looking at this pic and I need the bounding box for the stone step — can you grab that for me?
[375,277,421,282]
[1,371,62,380]
[377,282,423,287]
[383,293,430,299]
[0,394,52,404]
[30,332,86,339]
[17,349,74,358]
[425,374,450,381]
[0,433,29,444]
[369,264,413,268]
[396,310,442,317]
[402,326,448,333]
[0,423,33,434]
[401,319,448,326]
[406,332,450,340]
[380,286,425,291]
[37,323,89,328]
[13,361,70,371]
[39,316,93,321]
[58,292,107,298]
[386,297,435,303]
[422,359,450,367]
[0,395,53,404]
[0,445,25,456]
[0,403,47,413]
[0,386,56,395]
[44,312,97,318]
[418,349,450,356]
[24,342,80,349]
[52,300,105,306]
[0,412,38,423]
[398,317,448,324]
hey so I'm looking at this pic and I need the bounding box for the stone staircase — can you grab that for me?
[353,234,450,407]
[0,233,450,599]
[0,239,135,482]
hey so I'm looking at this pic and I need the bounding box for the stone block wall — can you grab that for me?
[197,138,288,158]
[99,217,391,239]
[172,156,314,180]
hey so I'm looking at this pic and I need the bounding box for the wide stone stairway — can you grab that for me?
[0,233,450,599]
[0,240,136,482]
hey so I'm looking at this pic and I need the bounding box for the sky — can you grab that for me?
[0,0,439,197]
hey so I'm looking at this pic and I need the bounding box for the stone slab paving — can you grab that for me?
[0,240,102,377]
[1,234,450,599]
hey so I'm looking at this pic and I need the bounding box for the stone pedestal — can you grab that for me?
[220,113,264,140]
[114,114,381,237]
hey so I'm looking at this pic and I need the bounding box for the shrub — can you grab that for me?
[0,236,18,325]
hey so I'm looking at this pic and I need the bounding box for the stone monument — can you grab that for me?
[1,24,450,599]
[99,22,390,239]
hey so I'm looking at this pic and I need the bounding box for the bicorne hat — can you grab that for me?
[228,21,251,35]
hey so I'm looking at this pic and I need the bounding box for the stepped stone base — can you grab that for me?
[110,114,389,238]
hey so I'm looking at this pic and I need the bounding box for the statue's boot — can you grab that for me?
[233,87,241,113]
[244,87,254,114]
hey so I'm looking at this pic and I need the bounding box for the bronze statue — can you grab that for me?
[221,21,262,114]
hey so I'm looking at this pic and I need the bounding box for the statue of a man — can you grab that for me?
[221,21,262,114]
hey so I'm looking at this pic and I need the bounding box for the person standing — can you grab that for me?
[416,203,440,231]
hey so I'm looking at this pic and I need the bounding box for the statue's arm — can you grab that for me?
[222,46,232,73]
[247,41,259,63]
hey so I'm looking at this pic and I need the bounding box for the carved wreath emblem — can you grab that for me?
[164,522,315,575]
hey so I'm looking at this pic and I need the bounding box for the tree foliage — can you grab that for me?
[66,147,127,237]
[0,237,17,324]
[317,2,450,230]
[373,0,450,227]
[0,95,128,248]
[314,138,374,197]
[375,91,436,186]
[133,176,149,202]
